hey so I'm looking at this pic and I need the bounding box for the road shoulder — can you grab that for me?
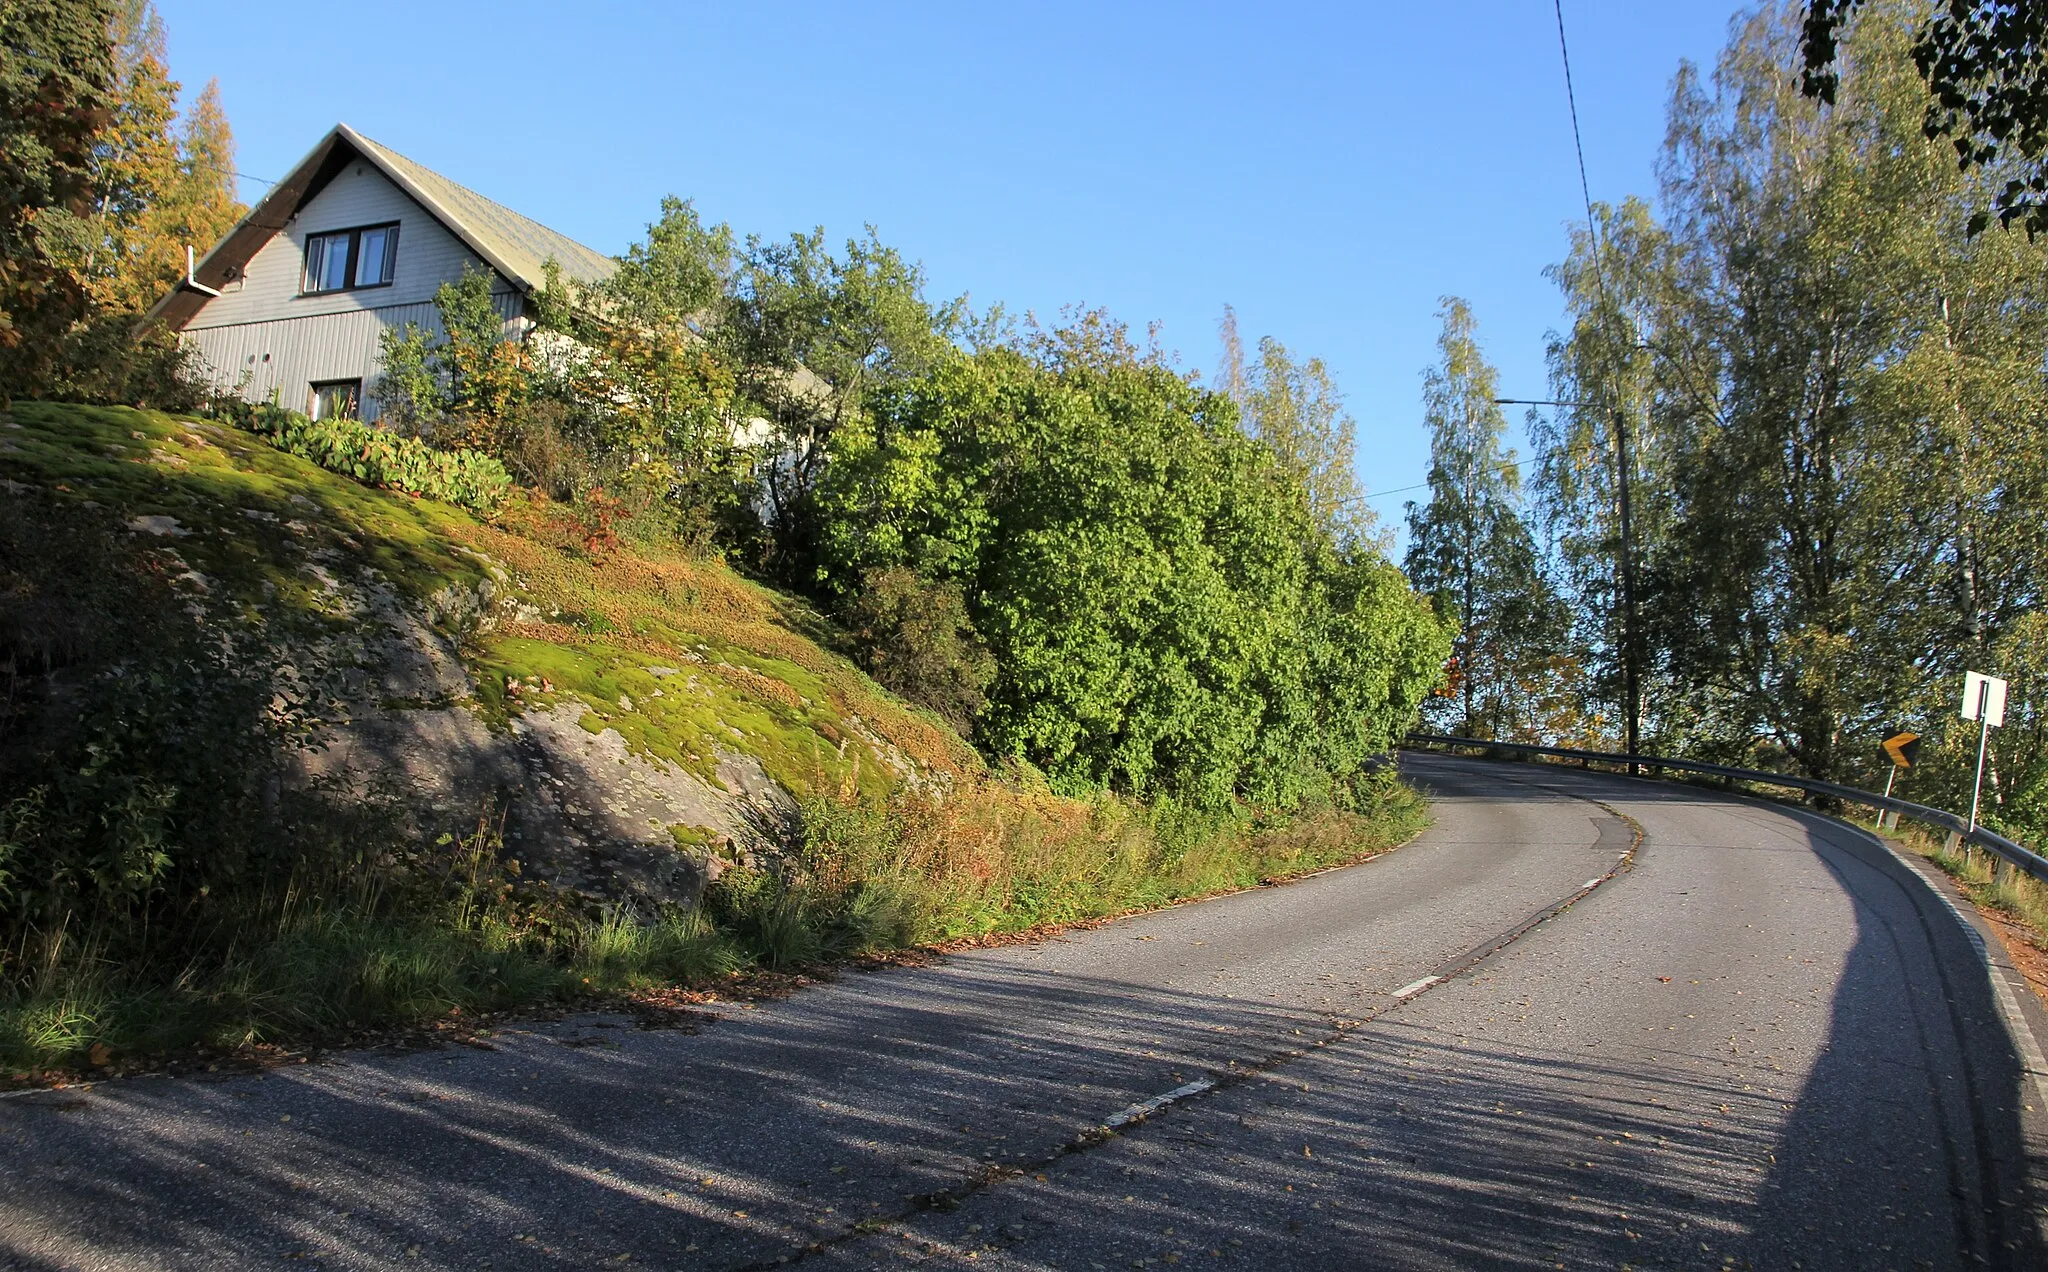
[1878,829,2048,1113]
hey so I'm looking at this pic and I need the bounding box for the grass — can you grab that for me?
[0,811,741,1072]
[1885,821,2048,952]
[0,783,1425,1076]
[1,911,743,1070]
[0,400,1433,1078]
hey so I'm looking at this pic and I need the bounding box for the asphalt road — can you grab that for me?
[4,754,2045,1271]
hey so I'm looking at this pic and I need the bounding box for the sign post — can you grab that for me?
[1960,672,2009,835]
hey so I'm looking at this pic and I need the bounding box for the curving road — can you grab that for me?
[3,754,2045,1270]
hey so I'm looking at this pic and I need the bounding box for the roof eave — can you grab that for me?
[140,122,606,334]
[137,127,352,333]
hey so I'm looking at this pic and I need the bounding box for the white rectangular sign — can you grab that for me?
[1962,671,2008,728]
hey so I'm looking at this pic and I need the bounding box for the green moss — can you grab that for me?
[471,634,890,799]
[4,403,494,627]
[4,401,960,809]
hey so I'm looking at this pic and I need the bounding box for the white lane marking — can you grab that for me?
[1103,1078,1215,1130]
[1391,976,1442,1001]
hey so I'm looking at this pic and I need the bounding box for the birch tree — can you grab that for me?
[1537,1,2048,811]
[1405,299,1566,741]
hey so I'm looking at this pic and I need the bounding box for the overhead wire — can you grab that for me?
[188,160,275,187]
[1350,428,1608,507]
[1554,0,1613,316]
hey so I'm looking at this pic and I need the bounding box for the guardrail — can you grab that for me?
[1402,732,2048,886]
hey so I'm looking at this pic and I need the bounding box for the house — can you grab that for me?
[144,123,615,424]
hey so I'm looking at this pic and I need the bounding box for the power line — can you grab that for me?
[1354,458,1526,505]
[189,160,275,187]
[1351,424,1609,506]
[1366,16,1611,520]
[1554,0,1610,307]
[1553,0,1643,769]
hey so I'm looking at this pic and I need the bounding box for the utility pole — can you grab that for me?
[1496,397,1640,773]
[1613,406,1640,771]
[1462,400,1477,735]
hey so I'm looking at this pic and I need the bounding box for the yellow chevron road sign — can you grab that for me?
[1883,731,1921,769]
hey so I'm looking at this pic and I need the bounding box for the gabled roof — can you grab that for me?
[144,123,615,331]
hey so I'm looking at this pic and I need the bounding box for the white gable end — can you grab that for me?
[152,125,613,424]
[190,163,507,328]
[180,162,523,421]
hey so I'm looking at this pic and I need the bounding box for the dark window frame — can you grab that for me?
[301,221,400,295]
[309,378,362,421]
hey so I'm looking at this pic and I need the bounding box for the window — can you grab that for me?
[302,222,399,294]
[310,379,361,421]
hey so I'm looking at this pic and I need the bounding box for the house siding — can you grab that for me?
[190,163,506,326]
[183,296,524,422]
[179,163,524,421]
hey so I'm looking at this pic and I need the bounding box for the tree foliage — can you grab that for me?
[721,225,964,573]
[1535,197,1675,751]
[0,0,239,401]
[810,313,1449,809]
[522,203,957,559]
[524,227,1447,808]
[1404,299,1572,742]
[0,0,116,396]
[1534,2,2048,846]
[1216,305,1376,548]
[1803,0,2048,234]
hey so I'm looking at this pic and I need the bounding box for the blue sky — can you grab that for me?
[158,0,1738,544]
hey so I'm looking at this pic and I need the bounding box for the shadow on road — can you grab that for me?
[1747,805,2046,1269]
[3,765,2041,1271]
[0,946,1377,1269]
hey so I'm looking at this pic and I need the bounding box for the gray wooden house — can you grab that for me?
[144,123,615,423]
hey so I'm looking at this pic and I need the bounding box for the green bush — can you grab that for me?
[841,566,995,735]
[230,402,512,511]
[811,329,1452,809]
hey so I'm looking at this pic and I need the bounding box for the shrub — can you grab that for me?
[810,333,1452,808]
[497,398,597,503]
[40,316,211,413]
[841,566,995,735]
[229,402,512,511]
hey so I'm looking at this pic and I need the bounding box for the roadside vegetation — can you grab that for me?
[1,1,1444,1076]
[1880,818,2048,1004]
[1917,838,2048,951]
[0,400,1431,1076]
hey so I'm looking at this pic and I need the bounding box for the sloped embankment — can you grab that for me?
[1,402,980,912]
